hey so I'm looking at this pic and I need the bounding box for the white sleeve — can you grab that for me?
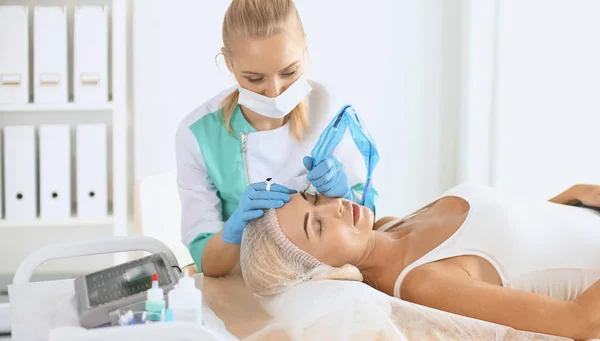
[176,123,224,247]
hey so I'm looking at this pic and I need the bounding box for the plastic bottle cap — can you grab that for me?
[178,268,195,290]
[147,273,164,302]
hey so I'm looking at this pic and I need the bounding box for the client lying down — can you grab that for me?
[240,182,600,340]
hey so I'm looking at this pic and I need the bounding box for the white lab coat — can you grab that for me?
[175,81,368,247]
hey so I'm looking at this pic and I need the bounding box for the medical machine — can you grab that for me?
[74,252,181,328]
[8,236,236,341]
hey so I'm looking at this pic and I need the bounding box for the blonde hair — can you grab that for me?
[220,0,309,141]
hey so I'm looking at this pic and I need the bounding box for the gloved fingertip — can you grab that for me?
[303,156,314,171]
[347,191,355,202]
[288,189,298,194]
[268,184,293,194]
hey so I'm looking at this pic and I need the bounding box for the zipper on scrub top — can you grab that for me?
[240,133,251,185]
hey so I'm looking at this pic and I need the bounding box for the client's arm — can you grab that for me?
[401,262,599,340]
[549,184,600,207]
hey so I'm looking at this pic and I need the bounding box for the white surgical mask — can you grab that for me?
[237,74,312,119]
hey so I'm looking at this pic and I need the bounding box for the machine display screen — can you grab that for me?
[85,256,169,307]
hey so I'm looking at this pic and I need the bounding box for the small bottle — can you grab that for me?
[167,269,203,323]
[145,273,165,322]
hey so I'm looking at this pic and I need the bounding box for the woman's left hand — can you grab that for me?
[550,184,600,207]
[303,156,354,201]
[572,184,600,207]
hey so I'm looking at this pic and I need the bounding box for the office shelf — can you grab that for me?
[0,0,131,272]
[0,216,114,229]
[0,102,113,113]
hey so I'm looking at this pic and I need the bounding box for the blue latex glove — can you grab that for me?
[303,156,354,201]
[222,182,295,244]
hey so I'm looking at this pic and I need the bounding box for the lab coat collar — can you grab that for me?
[230,105,257,134]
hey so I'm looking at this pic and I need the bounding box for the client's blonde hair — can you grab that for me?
[240,209,363,296]
[220,0,309,141]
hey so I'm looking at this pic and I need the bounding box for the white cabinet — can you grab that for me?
[0,0,131,273]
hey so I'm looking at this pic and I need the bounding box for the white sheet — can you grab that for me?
[7,272,592,341]
[200,269,585,341]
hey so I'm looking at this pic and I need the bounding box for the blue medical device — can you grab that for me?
[310,104,379,211]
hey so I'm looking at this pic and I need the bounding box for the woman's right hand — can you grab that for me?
[221,181,295,244]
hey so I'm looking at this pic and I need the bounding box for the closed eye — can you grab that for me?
[302,192,322,237]
[281,69,297,77]
[247,77,264,83]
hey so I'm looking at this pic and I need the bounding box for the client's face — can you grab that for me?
[275,192,374,267]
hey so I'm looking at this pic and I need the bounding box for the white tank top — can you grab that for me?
[380,183,600,301]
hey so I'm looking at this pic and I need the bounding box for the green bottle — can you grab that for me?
[145,273,165,322]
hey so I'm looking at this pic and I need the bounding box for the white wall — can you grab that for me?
[132,0,464,217]
[457,0,497,185]
[491,0,600,199]
[132,0,233,184]
[459,0,600,200]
